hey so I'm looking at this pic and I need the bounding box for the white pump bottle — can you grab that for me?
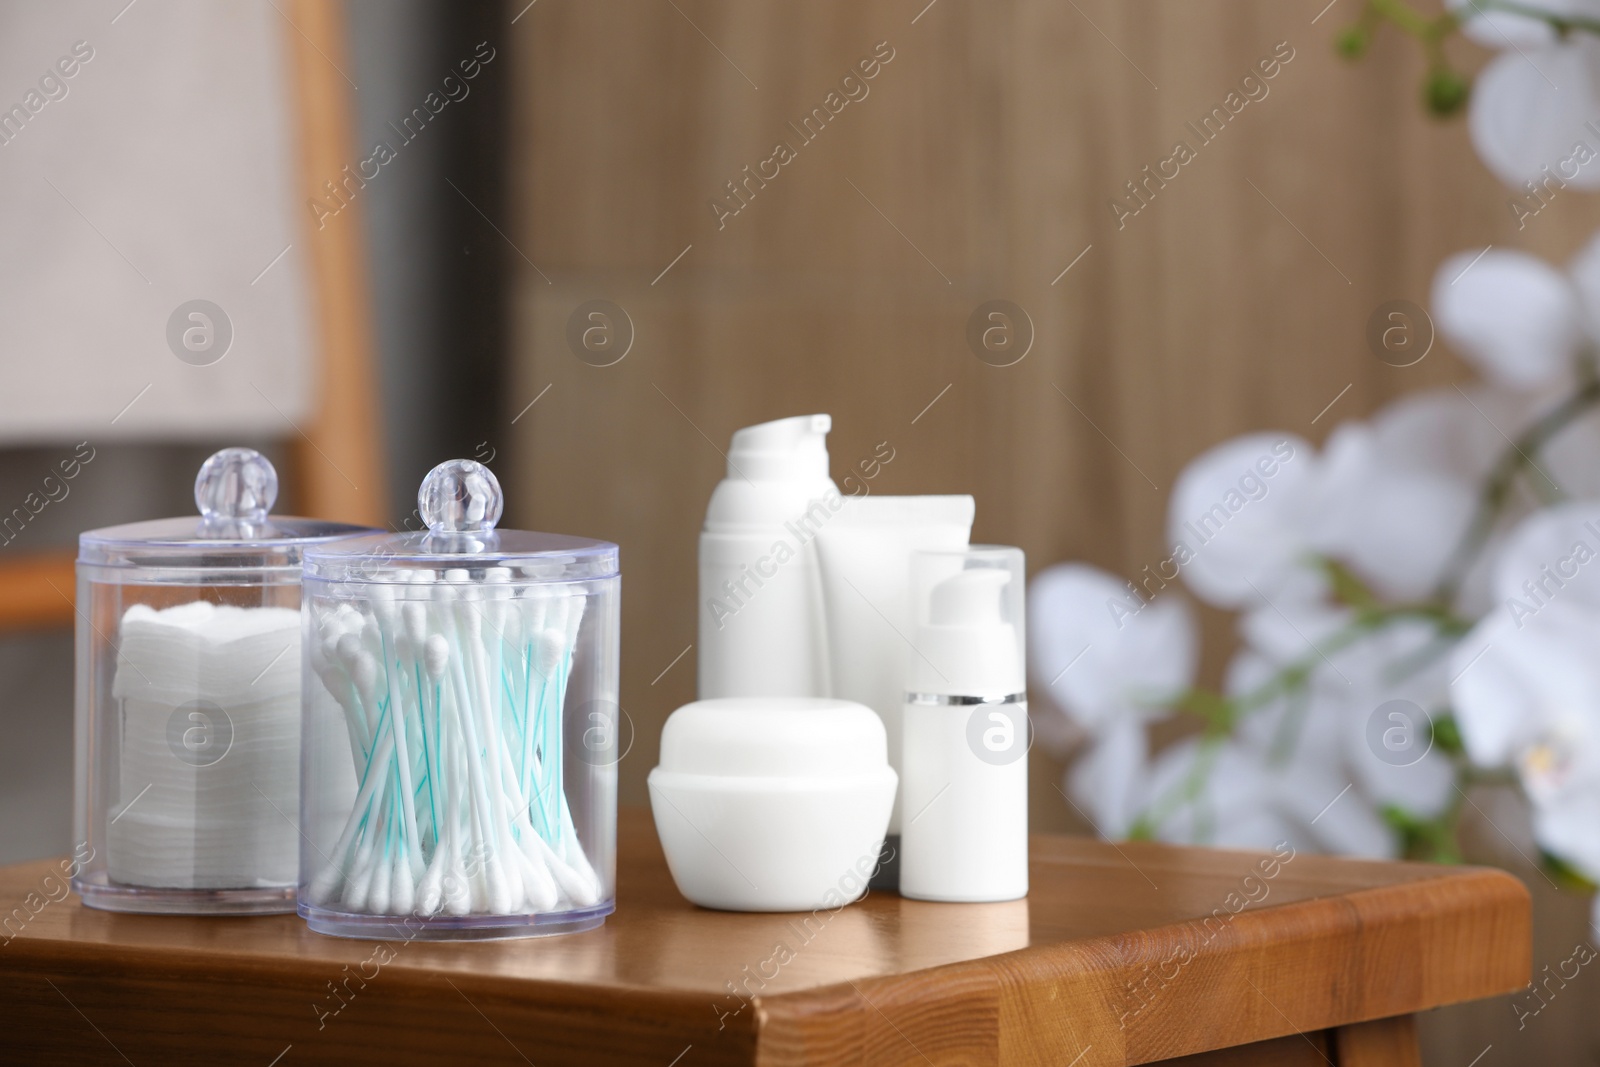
[698,415,837,699]
[899,546,1029,902]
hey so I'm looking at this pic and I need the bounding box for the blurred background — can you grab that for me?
[1,0,1595,1060]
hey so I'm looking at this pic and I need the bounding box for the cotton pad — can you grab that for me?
[107,601,302,890]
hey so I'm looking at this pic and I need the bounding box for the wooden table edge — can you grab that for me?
[746,863,1531,1066]
[0,854,1531,1067]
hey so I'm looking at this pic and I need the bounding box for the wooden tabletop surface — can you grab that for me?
[0,807,1529,1066]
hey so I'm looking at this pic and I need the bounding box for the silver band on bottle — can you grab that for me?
[905,691,1026,707]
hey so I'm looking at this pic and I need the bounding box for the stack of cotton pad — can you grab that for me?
[107,601,302,889]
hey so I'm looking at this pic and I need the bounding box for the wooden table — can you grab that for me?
[0,808,1528,1066]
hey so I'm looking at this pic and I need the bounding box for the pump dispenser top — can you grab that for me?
[726,414,831,481]
[909,549,1026,699]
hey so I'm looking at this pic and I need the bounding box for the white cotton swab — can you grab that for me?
[440,577,515,915]
[416,633,452,914]
[312,617,370,770]
[312,639,397,908]
[371,585,426,884]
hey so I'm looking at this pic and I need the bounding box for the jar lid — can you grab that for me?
[301,459,619,584]
[78,448,375,576]
[656,698,888,779]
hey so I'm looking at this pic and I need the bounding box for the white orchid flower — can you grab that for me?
[1028,562,1197,732]
[1068,716,1149,839]
[1141,736,1298,850]
[1452,502,1600,788]
[1491,500,1600,617]
[1234,591,1360,676]
[1166,433,1320,609]
[1143,730,1394,857]
[1468,34,1600,194]
[1529,405,1600,505]
[1452,600,1600,881]
[1028,563,1197,835]
[1527,730,1600,884]
[1432,249,1585,390]
[1142,656,1396,857]
[1139,624,1452,858]
[1310,388,1511,603]
[1234,603,1457,824]
[1455,503,1600,881]
[1327,633,1456,824]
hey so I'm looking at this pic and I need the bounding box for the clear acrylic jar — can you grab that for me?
[298,459,620,940]
[74,448,376,915]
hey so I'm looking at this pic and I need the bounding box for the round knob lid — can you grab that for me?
[195,448,277,525]
[419,459,503,536]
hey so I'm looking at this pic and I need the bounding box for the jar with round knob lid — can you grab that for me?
[73,448,378,914]
[297,460,621,939]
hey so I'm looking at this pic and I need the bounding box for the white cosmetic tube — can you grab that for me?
[813,495,974,833]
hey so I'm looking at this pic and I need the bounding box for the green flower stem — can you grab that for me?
[1384,795,1466,864]
[1130,733,1222,841]
[1476,0,1600,36]
[1432,376,1600,605]
[1368,0,1457,42]
[1128,596,1465,841]
[1367,0,1459,74]
[1460,764,1518,789]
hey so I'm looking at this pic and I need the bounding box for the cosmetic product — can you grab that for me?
[297,460,620,940]
[74,448,375,915]
[813,495,974,836]
[899,546,1029,903]
[648,697,896,911]
[699,415,836,700]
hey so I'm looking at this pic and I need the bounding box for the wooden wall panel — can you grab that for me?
[506,0,1600,824]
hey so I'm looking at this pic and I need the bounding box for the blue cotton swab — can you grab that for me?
[371,586,424,886]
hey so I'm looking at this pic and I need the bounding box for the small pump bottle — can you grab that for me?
[899,546,1028,902]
